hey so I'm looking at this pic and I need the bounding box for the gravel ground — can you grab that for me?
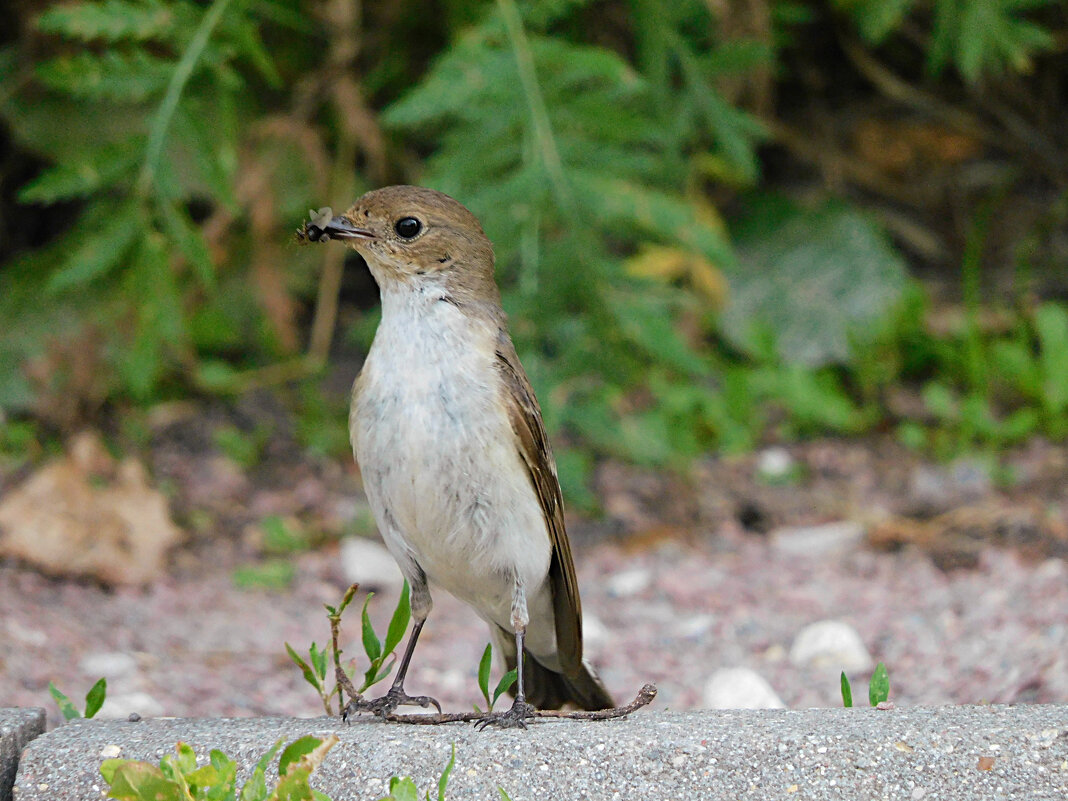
[2,523,1066,726]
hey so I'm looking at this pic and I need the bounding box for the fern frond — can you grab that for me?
[36,50,172,101]
[36,0,174,43]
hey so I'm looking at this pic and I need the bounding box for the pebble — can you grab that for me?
[702,668,785,709]
[770,521,865,557]
[340,537,404,591]
[98,692,165,720]
[606,568,651,597]
[789,620,873,673]
[757,447,795,481]
[80,652,137,679]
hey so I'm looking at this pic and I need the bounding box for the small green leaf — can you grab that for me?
[104,760,184,801]
[497,789,513,801]
[477,644,493,709]
[436,744,456,801]
[382,777,420,801]
[840,671,853,708]
[383,580,411,656]
[48,681,81,721]
[254,740,285,777]
[238,769,268,801]
[46,201,142,293]
[336,584,359,617]
[361,593,382,663]
[868,662,890,707]
[278,736,322,777]
[492,670,518,706]
[84,677,107,718]
[309,643,328,680]
[285,644,321,693]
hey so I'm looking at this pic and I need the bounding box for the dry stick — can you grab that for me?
[367,684,659,726]
[330,586,364,717]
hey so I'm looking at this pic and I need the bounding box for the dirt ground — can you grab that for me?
[1,407,1067,727]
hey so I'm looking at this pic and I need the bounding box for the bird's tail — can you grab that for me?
[492,626,614,711]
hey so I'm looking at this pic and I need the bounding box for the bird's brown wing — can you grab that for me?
[494,329,583,676]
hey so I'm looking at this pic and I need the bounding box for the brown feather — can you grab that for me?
[493,330,584,677]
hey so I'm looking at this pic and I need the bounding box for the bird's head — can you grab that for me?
[302,186,497,301]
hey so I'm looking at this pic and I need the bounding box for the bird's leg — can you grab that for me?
[344,574,441,720]
[476,579,536,730]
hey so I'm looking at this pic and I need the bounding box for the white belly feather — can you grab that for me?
[350,283,553,640]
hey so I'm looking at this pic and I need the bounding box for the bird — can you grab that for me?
[304,185,614,727]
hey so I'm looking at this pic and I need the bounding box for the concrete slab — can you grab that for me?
[1,708,45,801]
[13,706,1068,800]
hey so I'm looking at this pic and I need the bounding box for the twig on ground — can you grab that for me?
[352,683,659,725]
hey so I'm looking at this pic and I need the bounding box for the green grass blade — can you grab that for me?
[868,662,890,707]
[84,677,107,719]
[477,644,493,708]
[840,671,853,708]
[383,580,411,656]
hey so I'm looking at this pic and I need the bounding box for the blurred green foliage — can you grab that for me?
[1,0,1065,499]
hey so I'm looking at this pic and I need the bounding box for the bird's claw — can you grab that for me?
[474,699,536,730]
[344,687,442,720]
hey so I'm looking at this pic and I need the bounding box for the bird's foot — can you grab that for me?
[344,686,442,720]
[475,698,536,730]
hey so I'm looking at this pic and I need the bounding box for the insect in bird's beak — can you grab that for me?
[296,207,375,243]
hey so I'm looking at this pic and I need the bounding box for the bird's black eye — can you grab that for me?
[394,217,422,239]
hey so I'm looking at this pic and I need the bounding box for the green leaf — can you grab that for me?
[278,737,322,777]
[309,642,328,681]
[104,761,184,801]
[36,50,173,101]
[84,677,108,719]
[835,0,916,43]
[46,202,143,293]
[158,200,215,287]
[492,669,518,706]
[868,662,890,706]
[361,594,382,663]
[19,143,140,204]
[285,643,322,693]
[840,671,853,708]
[383,581,411,656]
[436,744,456,801]
[48,681,81,721]
[1036,303,1068,416]
[250,739,281,786]
[477,644,493,709]
[174,742,197,775]
[36,0,176,42]
[381,777,419,801]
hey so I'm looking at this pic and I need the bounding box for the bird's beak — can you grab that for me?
[300,207,375,243]
[320,215,374,241]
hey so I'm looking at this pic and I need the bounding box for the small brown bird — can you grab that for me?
[308,185,613,727]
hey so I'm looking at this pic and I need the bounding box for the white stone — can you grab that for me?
[703,667,785,710]
[771,521,865,557]
[606,568,651,597]
[582,613,611,648]
[789,620,873,673]
[757,447,794,480]
[340,536,404,591]
[97,692,165,720]
[80,652,137,679]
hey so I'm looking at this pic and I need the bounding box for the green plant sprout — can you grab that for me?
[475,644,518,713]
[376,744,455,801]
[101,735,337,801]
[840,662,891,708]
[49,678,106,721]
[287,581,411,715]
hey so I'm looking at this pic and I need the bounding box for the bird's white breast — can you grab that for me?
[351,282,551,627]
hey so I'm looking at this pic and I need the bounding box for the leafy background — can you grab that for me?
[1,0,1066,502]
